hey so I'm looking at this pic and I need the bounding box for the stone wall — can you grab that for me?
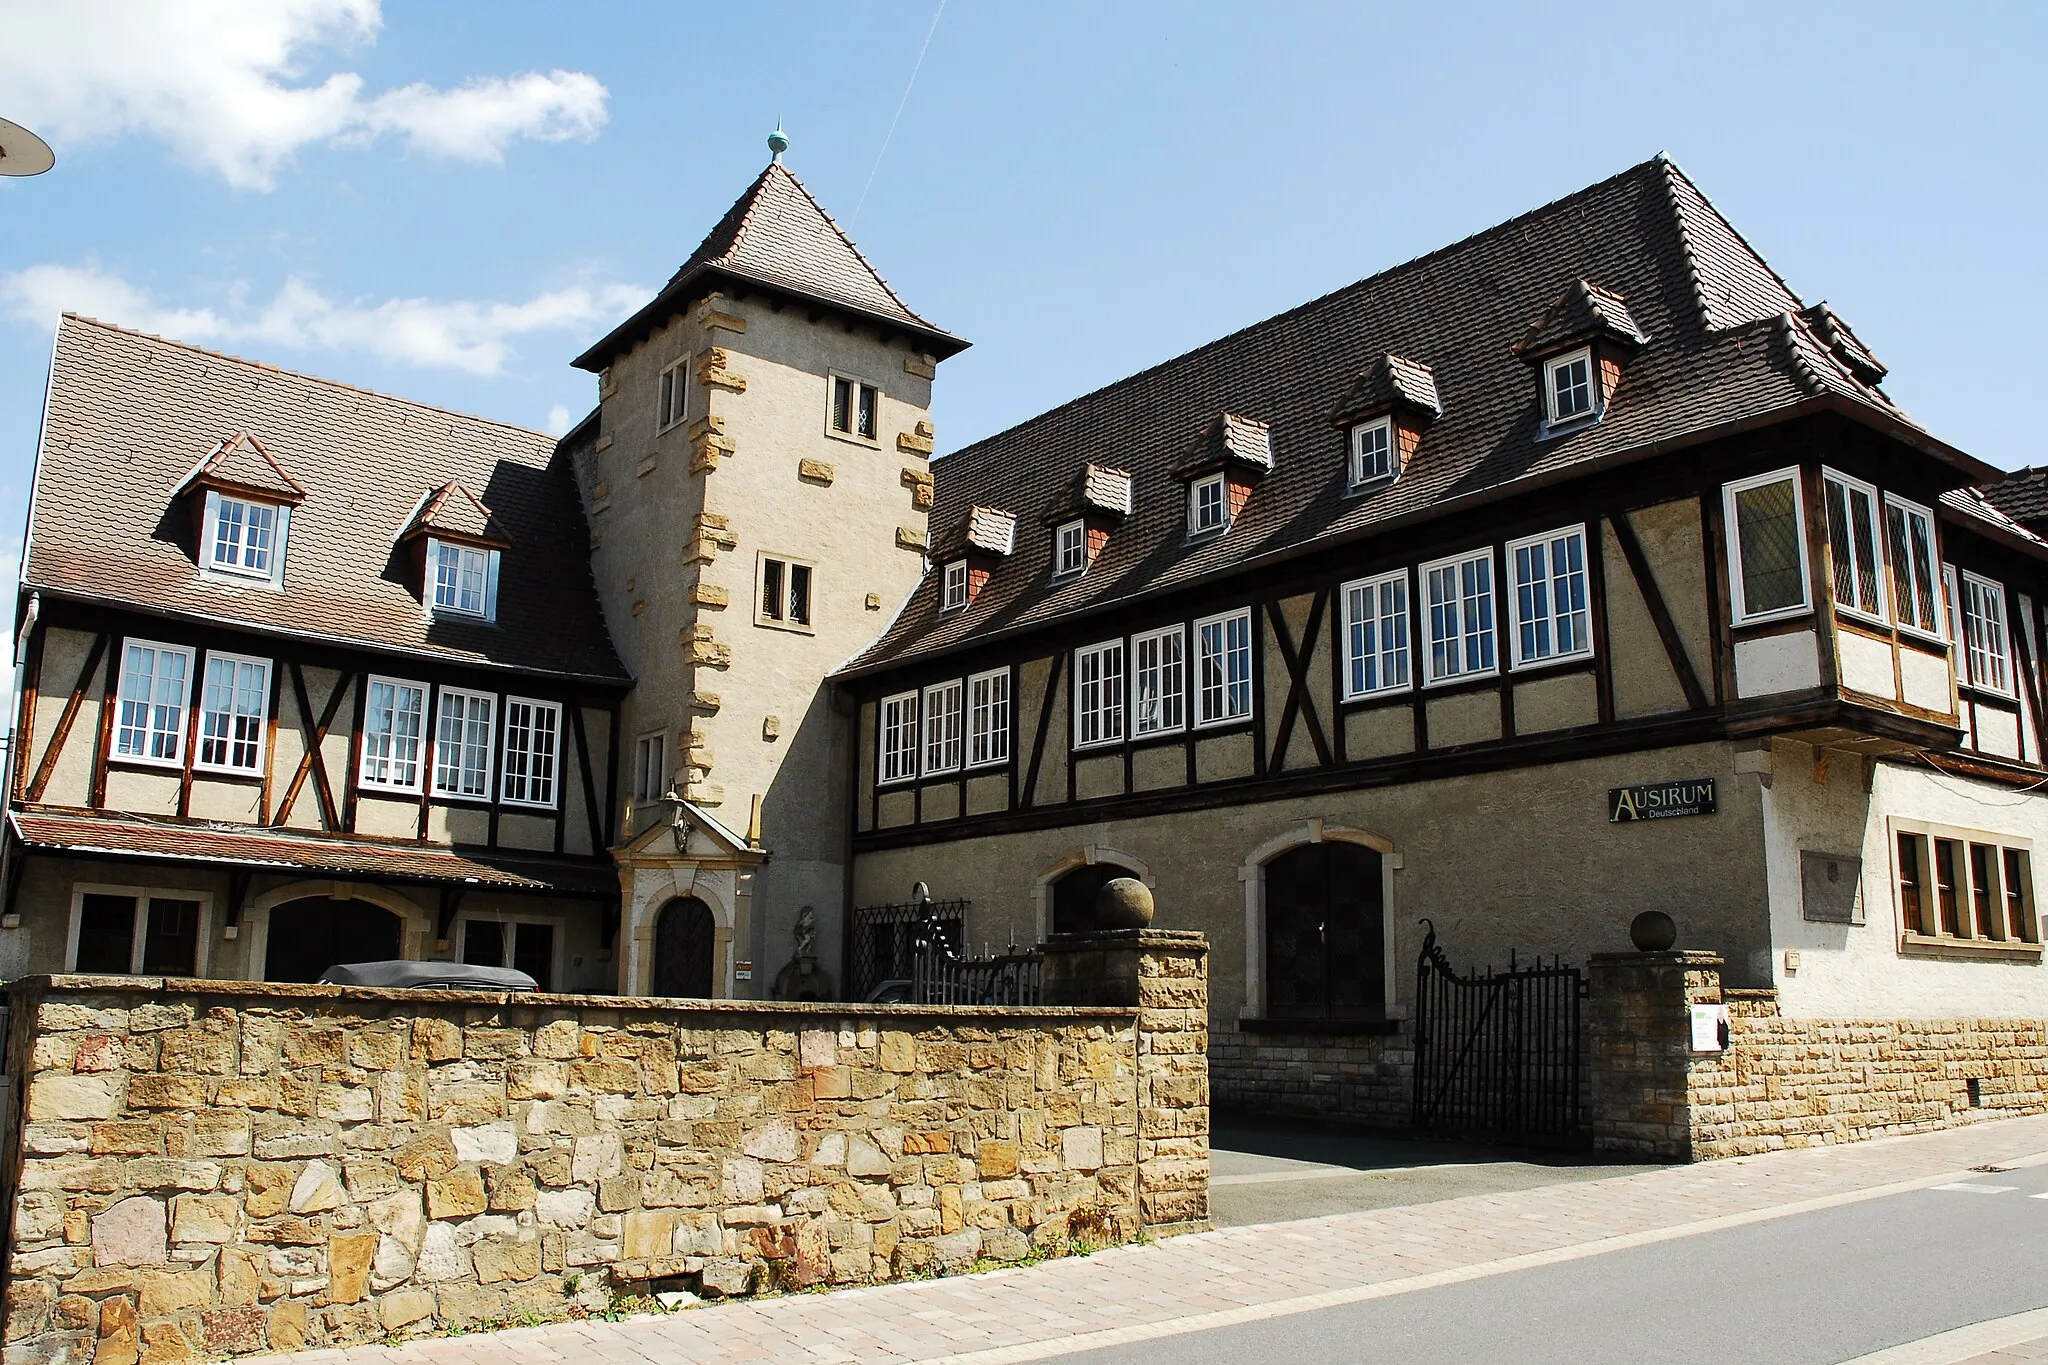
[1210,1029,1412,1129]
[0,942,1207,1363]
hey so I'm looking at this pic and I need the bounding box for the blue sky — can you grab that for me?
[3,0,2044,602]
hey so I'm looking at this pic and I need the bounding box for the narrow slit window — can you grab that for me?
[1960,571,2010,694]
[2003,848,2036,943]
[1970,843,2002,939]
[1822,471,1885,620]
[658,356,691,431]
[1896,832,1928,936]
[1933,837,1963,936]
[633,731,667,805]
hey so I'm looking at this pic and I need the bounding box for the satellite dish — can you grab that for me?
[0,118,55,177]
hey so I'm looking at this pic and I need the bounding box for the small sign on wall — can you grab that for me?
[1609,778,1717,822]
[1691,1004,1731,1053]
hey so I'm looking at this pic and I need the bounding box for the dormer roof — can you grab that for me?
[173,432,307,504]
[1798,302,1887,387]
[401,481,512,549]
[965,507,1018,556]
[1512,279,1650,360]
[1045,465,1135,524]
[1331,354,1442,425]
[1178,412,1274,478]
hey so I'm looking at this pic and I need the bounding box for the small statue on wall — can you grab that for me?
[772,904,834,1001]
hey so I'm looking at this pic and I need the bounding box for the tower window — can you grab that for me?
[758,554,814,630]
[829,374,881,442]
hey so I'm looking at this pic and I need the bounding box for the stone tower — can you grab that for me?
[569,138,967,999]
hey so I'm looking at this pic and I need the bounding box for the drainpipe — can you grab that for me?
[0,592,40,918]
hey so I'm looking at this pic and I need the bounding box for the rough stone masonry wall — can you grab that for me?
[0,965,1201,1365]
[1210,1029,1412,1129]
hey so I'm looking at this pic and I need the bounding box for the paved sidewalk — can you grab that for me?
[259,1114,2048,1365]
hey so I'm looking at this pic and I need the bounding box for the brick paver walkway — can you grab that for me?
[259,1114,2048,1365]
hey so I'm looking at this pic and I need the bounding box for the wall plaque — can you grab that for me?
[1608,777,1716,822]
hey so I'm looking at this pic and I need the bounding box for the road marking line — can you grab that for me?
[1831,1305,2048,1364]
[2033,1191,2048,1200]
[1932,1182,2017,1193]
[922,1148,2048,1365]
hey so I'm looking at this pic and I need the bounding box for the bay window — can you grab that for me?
[1724,468,1810,623]
[1822,470,1886,621]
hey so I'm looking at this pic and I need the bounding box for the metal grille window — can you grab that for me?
[501,697,560,808]
[197,653,269,773]
[1342,570,1410,698]
[210,495,278,577]
[1725,469,1809,622]
[1959,570,2011,694]
[431,539,497,621]
[1508,526,1590,667]
[1544,348,1594,424]
[1132,625,1186,734]
[1074,640,1125,747]
[433,687,495,799]
[923,679,964,774]
[361,676,427,791]
[829,375,880,440]
[942,560,968,611]
[1884,494,1941,636]
[1823,471,1886,620]
[114,640,193,766]
[967,668,1010,766]
[1055,520,1087,576]
[1196,609,1253,725]
[1423,551,1496,682]
[1349,417,1395,486]
[879,692,919,783]
[1894,825,2039,947]
[1189,473,1227,535]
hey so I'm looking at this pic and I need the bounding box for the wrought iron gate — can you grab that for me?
[1410,920,1584,1142]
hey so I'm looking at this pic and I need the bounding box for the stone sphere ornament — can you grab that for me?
[1630,910,1677,952]
[1094,877,1156,930]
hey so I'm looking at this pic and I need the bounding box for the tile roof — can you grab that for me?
[842,156,1971,677]
[1178,412,1275,477]
[9,807,619,896]
[1981,467,2048,531]
[26,316,627,683]
[1080,465,1134,517]
[1512,279,1650,357]
[1950,483,2048,549]
[401,481,511,548]
[1331,354,1442,422]
[964,508,1018,556]
[175,432,306,503]
[575,162,965,370]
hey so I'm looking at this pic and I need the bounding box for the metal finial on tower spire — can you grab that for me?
[767,120,789,164]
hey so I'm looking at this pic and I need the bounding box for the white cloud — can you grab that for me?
[0,0,607,190]
[0,263,646,377]
[544,404,574,437]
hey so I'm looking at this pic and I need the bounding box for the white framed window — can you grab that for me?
[1189,473,1228,536]
[1132,624,1187,735]
[195,652,269,774]
[1342,570,1411,698]
[1959,570,2012,695]
[1349,417,1397,487]
[1893,821,2039,947]
[500,697,561,809]
[879,691,919,784]
[1822,470,1887,622]
[1055,520,1087,577]
[758,554,814,630]
[429,538,499,622]
[1544,347,1596,425]
[967,668,1011,767]
[1423,550,1497,683]
[459,915,560,991]
[1944,564,1965,657]
[113,640,194,767]
[433,687,496,800]
[204,492,285,583]
[923,679,965,774]
[657,355,692,432]
[360,676,427,792]
[68,885,210,976]
[1196,609,1254,726]
[1723,468,1810,624]
[1508,525,1591,668]
[828,373,880,442]
[1074,639,1125,747]
[633,730,667,806]
[1884,494,1941,638]
[942,560,969,612]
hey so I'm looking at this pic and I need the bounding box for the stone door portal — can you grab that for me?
[651,896,716,997]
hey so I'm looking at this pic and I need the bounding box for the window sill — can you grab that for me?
[1184,526,1230,544]
[1072,739,1123,754]
[1343,474,1400,499]
[190,766,265,783]
[823,429,881,450]
[754,618,816,636]
[1421,667,1501,691]
[358,783,424,798]
[430,611,497,626]
[1237,1015,1403,1036]
[1731,607,1814,630]
[1508,650,1595,677]
[1898,933,2043,962]
[1536,411,1602,442]
[500,800,559,814]
[1958,682,2020,706]
[107,754,185,773]
[198,568,282,591]
[1191,715,1254,734]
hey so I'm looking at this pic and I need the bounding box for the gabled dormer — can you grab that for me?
[399,482,511,623]
[1329,353,1440,492]
[1513,279,1649,436]
[1798,302,1888,389]
[173,432,306,590]
[1177,413,1271,538]
[938,506,1017,612]
[1044,464,1132,579]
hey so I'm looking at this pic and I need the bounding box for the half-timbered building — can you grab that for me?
[835,156,2048,1119]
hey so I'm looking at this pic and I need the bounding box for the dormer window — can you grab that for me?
[942,559,969,611]
[1545,348,1595,425]
[1055,519,1088,576]
[1349,417,1396,487]
[207,494,282,579]
[430,538,499,620]
[401,482,510,624]
[1189,474,1227,536]
[176,433,304,591]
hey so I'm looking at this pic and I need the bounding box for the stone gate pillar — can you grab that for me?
[1586,950,1724,1159]
[1042,929,1210,1234]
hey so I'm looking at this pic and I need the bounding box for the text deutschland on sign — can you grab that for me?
[1609,777,1716,822]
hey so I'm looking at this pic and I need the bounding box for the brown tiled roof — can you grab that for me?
[1981,468,2048,531]
[1331,354,1442,423]
[1177,412,1275,478]
[9,807,618,896]
[1080,465,1134,516]
[1799,303,1887,386]
[1512,279,1649,357]
[176,432,307,503]
[25,317,627,683]
[963,508,1017,556]
[401,481,511,548]
[575,161,965,370]
[841,156,1982,677]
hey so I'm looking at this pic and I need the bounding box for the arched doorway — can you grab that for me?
[1264,841,1385,1020]
[264,898,405,983]
[1049,862,1130,935]
[651,897,716,997]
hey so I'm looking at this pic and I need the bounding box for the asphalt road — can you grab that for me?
[1064,1163,2048,1365]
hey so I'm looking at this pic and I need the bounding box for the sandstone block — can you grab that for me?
[92,1197,167,1269]
[426,1169,487,1220]
[880,1032,917,1073]
[978,1140,1020,1179]
[379,1288,435,1332]
[391,1133,457,1182]
[168,1196,239,1245]
[621,1210,676,1260]
[326,1232,376,1304]
[136,1267,211,1318]
[452,1123,517,1166]
[290,1160,346,1214]
[197,1306,267,1356]
[29,1073,117,1122]
[267,1301,308,1353]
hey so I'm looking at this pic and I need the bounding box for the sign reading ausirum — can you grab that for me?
[1608,777,1716,822]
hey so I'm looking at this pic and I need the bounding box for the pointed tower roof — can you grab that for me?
[575,155,966,371]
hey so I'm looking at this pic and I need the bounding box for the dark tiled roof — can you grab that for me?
[1331,354,1442,422]
[575,162,965,369]
[1800,303,1887,386]
[26,316,627,683]
[1976,470,2048,533]
[10,807,618,895]
[402,481,510,547]
[842,157,1943,676]
[1512,279,1649,357]
[964,508,1018,556]
[177,432,306,503]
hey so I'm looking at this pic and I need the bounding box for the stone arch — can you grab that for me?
[1031,845,1153,939]
[1237,820,1399,1020]
[244,881,430,982]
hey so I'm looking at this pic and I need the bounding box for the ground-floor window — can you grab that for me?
[461,917,556,990]
[1263,841,1386,1019]
[1894,821,2038,948]
[71,890,205,975]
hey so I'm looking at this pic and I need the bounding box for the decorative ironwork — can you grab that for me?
[1410,919,1584,1142]
[849,898,967,999]
[910,906,1042,1006]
